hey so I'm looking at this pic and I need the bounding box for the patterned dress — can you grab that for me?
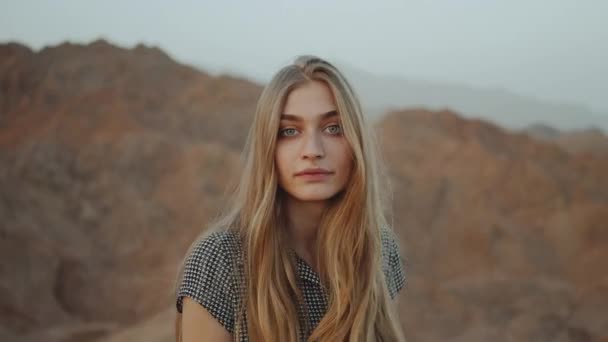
[176,227,406,341]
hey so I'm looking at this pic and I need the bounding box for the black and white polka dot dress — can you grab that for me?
[176,227,406,341]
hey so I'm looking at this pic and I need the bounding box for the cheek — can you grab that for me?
[275,144,291,177]
[341,155,354,181]
[336,141,354,170]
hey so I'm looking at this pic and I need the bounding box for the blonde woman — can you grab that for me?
[174,55,407,341]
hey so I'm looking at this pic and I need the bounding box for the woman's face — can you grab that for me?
[275,80,353,202]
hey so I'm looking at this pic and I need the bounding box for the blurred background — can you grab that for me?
[1,1,607,341]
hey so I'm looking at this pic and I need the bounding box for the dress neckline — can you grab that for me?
[289,248,322,285]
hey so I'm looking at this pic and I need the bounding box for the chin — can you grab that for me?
[286,187,343,202]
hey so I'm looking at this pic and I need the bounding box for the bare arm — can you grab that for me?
[180,297,232,342]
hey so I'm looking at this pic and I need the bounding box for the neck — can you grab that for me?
[283,195,328,265]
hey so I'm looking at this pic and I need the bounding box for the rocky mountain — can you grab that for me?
[378,109,608,341]
[1,40,606,342]
[524,123,608,157]
[0,39,258,341]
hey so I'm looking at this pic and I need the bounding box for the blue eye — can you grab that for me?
[279,125,342,137]
[325,124,342,135]
[279,128,298,137]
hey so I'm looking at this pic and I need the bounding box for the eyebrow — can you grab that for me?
[280,110,338,122]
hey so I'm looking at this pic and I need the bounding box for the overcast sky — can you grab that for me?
[1,0,607,113]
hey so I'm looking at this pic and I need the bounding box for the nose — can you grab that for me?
[301,130,325,160]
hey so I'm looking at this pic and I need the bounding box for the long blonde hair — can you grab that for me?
[175,55,405,341]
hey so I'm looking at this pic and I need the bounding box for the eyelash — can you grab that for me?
[279,124,343,137]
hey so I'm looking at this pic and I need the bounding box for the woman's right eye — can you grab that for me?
[279,128,298,137]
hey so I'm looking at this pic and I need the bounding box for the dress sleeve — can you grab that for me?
[176,231,237,333]
[381,227,407,300]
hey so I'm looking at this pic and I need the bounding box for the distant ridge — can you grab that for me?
[334,62,608,132]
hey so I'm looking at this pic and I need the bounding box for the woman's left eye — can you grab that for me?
[325,124,342,135]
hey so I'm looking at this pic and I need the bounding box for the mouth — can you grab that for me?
[296,171,333,175]
[295,170,334,181]
[294,167,333,177]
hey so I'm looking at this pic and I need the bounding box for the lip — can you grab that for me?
[294,168,333,176]
[296,173,333,181]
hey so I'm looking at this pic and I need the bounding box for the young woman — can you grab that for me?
[174,55,406,341]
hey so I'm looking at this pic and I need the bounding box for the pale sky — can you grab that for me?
[1,0,607,113]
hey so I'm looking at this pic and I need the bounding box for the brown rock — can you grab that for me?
[377,109,608,341]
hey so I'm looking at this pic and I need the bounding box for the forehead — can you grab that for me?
[282,80,337,119]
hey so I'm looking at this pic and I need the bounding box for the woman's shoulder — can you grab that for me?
[182,229,244,283]
[176,229,243,319]
[176,229,244,333]
[379,225,407,299]
[189,229,243,262]
[380,224,399,258]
